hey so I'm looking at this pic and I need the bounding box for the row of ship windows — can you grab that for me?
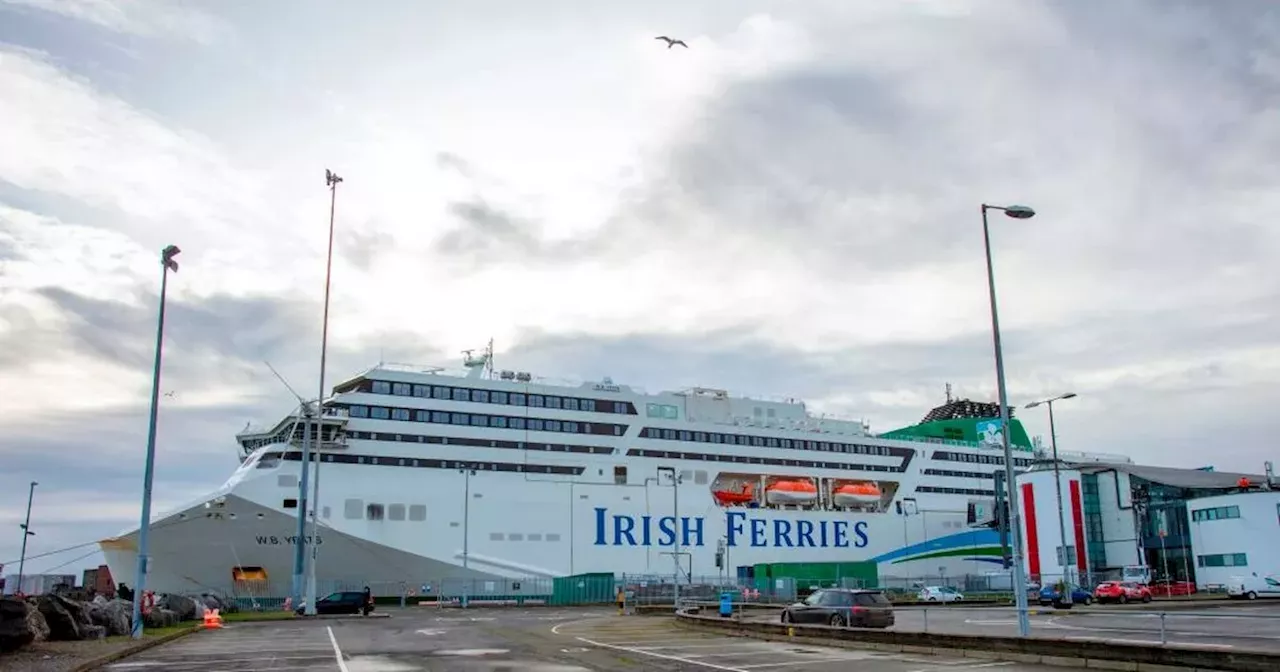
[489,532,562,542]
[272,451,586,476]
[346,405,627,436]
[341,431,615,455]
[361,380,636,415]
[625,448,902,473]
[638,427,907,459]
[916,485,995,497]
[922,468,994,480]
[930,450,1035,468]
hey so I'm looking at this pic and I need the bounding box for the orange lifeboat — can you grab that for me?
[832,481,881,507]
[713,482,755,506]
[765,479,818,505]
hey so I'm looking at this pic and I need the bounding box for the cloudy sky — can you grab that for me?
[2,0,1278,577]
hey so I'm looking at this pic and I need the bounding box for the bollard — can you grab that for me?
[923,607,928,633]
[1160,613,1167,644]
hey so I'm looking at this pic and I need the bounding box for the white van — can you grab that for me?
[1226,574,1280,599]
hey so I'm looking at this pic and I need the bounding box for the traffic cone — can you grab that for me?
[203,608,224,629]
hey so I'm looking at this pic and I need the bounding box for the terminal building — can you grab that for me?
[1013,458,1275,589]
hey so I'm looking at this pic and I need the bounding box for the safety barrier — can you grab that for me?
[675,607,1280,671]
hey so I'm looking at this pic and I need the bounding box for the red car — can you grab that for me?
[1093,581,1153,604]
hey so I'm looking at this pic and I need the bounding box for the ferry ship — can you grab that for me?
[100,343,1051,596]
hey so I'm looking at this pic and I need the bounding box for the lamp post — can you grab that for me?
[132,244,180,639]
[658,466,681,609]
[1026,392,1078,604]
[302,168,343,616]
[460,465,475,608]
[980,203,1034,637]
[16,481,37,596]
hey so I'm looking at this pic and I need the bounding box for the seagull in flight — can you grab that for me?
[655,36,688,49]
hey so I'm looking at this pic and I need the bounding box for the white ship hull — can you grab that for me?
[101,360,1033,597]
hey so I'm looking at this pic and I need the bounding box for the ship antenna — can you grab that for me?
[945,382,953,403]
[486,337,495,379]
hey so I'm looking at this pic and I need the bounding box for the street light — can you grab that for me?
[132,244,180,639]
[16,481,37,596]
[302,168,344,616]
[979,203,1034,637]
[460,465,475,608]
[1026,392,1078,604]
[657,466,682,610]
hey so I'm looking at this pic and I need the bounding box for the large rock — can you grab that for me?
[143,607,178,629]
[25,601,50,644]
[36,594,82,641]
[0,597,36,653]
[87,598,132,637]
[158,594,197,621]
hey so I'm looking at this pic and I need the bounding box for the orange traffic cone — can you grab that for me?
[203,608,224,629]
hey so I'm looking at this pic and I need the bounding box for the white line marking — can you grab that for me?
[326,626,350,672]
[907,662,1013,672]
[575,635,745,671]
[737,658,862,669]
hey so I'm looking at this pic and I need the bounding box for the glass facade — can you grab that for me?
[1081,473,1107,572]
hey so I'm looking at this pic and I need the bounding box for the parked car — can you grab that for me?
[1227,574,1280,600]
[1093,581,1152,604]
[780,588,895,628]
[917,586,964,602]
[296,591,373,615]
[1038,584,1093,606]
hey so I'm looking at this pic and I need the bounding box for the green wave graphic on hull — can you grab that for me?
[890,546,1004,564]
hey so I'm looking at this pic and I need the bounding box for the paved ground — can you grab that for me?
[103,607,1082,671]
[745,602,1280,652]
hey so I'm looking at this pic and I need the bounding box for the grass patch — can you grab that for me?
[102,624,196,643]
[222,610,297,622]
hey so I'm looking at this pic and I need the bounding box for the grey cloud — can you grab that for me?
[435,151,474,179]
[341,226,395,271]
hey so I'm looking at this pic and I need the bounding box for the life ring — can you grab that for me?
[141,591,156,615]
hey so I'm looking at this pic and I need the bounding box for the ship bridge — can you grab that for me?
[236,402,348,461]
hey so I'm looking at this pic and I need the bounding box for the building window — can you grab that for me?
[1197,553,1248,568]
[1191,505,1242,522]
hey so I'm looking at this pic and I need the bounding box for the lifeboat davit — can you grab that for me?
[765,479,818,505]
[713,482,755,506]
[832,482,881,507]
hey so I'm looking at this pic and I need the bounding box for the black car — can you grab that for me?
[297,591,372,615]
[780,588,895,628]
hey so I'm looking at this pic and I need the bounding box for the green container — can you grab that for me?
[551,572,616,606]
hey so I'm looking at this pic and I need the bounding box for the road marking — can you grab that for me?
[737,658,861,669]
[434,649,510,656]
[415,629,447,636]
[326,626,350,672]
[906,662,1013,672]
[575,635,745,671]
[560,647,591,653]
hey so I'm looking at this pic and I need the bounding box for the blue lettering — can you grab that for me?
[795,520,816,547]
[750,518,768,547]
[640,515,652,546]
[772,519,794,547]
[613,515,637,546]
[594,507,607,545]
[833,520,849,547]
[657,516,677,546]
[725,511,746,547]
[819,520,829,547]
[681,516,704,547]
[854,520,869,548]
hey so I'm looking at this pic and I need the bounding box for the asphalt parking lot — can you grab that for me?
[103,607,1083,671]
[745,602,1280,652]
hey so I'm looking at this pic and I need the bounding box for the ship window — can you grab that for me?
[409,505,426,521]
[646,403,662,418]
[413,384,430,397]
[344,499,363,519]
[349,405,369,418]
[613,426,622,436]
[277,474,296,487]
[613,402,627,414]
[583,399,596,412]
[767,438,779,447]
[415,410,429,422]
[679,431,692,441]
[546,420,561,432]
[492,416,508,428]
[510,393,526,406]
[614,466,627,484]
[767,408,776,417]
[452,388,470,402]
[546,533,561,542]
[388,504,406,521]
[433,386,450,400]
[490,532,504,541]
[491,391,508,404]
[753,407,762,416]
[391,408,410,421]
[663,405,678,419]
[471,414,487,427]
[323,506,331,519]
[546,396,561,409]
[367,503,385,520]
[694,470,708,485]
[372,381,391,394]
[392,382,411,396]
[529,419,544,431]
[371,407,390,420]
[529,395,545,407]
[508,533,524,541]
[451,413,468,425]
[472,389,490,403]
[528,533,543,541]
[432,411,449,423]
[283,498,297,509]
[565,398,580,411]
[511,418,526,430]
